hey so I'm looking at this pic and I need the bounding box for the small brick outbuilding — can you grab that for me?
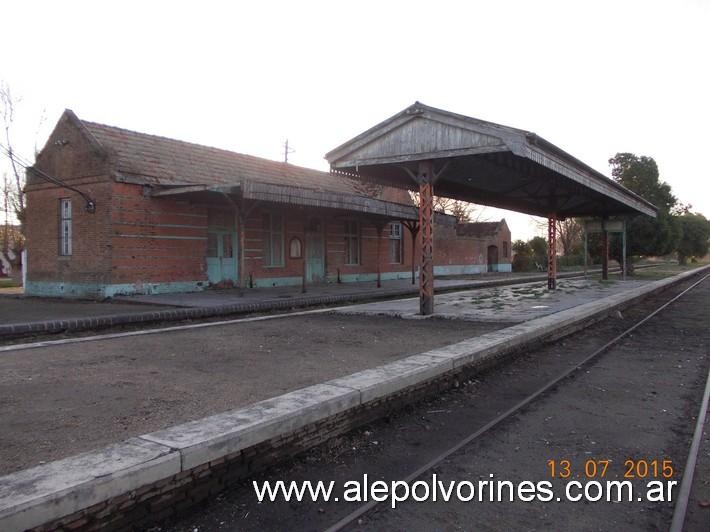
[24,111,511,298]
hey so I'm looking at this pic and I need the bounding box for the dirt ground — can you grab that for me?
[0,314,509,475]
[161,274,710,532]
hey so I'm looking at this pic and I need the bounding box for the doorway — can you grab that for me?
[206,230,237,284]
[305,218,325,283]
[487,245,499,273]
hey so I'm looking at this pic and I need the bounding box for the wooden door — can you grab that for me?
[305,218,325,283]
[487,245,498,273]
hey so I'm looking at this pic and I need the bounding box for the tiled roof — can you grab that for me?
[81,120,364,196]
[455,220,505,238]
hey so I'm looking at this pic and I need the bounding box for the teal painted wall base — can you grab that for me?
[26,263,512,298]
[251,270,415,288]
[433,263,511,275]
[25,280,207,299]
[251,276,304,288]
[330,271,414,284]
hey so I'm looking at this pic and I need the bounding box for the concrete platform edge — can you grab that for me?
[0,265,706,531]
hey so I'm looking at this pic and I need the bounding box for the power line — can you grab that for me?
[0,143,96,213]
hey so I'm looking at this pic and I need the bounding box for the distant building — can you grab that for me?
[0,224,23,278]
[436,218,512,275]
[24,110,511,298]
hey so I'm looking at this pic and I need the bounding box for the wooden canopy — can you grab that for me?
[325,102,657,219]
[326,102,656,314]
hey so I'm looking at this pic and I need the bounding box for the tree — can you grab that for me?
[0,82,26,231]
[608,153,681,269]
[511,239,533,272]
[349,175,383,199]
[556,218,583,256]
[511,239,530,254]
[532,217,583,256]
[677,213,710,264]
[511,238,550,272]
[409,192,479,223]
[528,236,548,267]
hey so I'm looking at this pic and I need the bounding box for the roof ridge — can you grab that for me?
[410,102,533,136]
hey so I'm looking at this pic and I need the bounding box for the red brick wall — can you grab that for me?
[495,223,512,264]
[110,183,208,286]
[243,205,415,284]
[325,217,413,281]
[25,114,115,293]
[434,219,512,269]
[25,179,114,290]
[435,220,482,267]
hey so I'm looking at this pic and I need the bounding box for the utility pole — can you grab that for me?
[284,139,295,163]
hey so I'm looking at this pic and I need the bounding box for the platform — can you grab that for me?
[0,265,706,531]
[334,277,649,323]
[0,268,615,337]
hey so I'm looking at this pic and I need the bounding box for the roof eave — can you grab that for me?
[526,133,657,216]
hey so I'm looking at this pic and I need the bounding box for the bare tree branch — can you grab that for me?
[0,81,26,228]
[408,191,479,223]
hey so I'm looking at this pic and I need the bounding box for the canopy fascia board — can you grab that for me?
[147,181,418,221]
[242,181,418,220]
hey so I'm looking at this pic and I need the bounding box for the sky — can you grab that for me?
[1,0,708,240]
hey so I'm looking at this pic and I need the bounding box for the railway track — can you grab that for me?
[324,272,710,532]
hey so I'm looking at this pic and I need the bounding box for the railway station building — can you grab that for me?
[23,110,511,298]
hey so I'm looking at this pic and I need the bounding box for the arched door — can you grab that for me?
[487,245,498,273]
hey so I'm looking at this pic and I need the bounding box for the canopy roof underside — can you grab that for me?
[326,102,657,219]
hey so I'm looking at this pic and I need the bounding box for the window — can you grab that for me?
[222,234,233,258]
[344,220,360,265]
[262,213,284,266]
[503,241,509,258]
[59,198,72,256]
[289,237,303,259]
[389,222,403,264]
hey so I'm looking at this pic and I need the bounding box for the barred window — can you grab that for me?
[262,213,284,266]
[59,198,72,256]
[344,220,360,265]
[503,241,509,258]
[389,222,403,264]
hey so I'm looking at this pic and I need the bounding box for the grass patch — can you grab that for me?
[630,263,705,280]
[0,279,20,288]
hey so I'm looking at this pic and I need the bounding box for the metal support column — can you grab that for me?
[622,220,627,281]
[547,214,557,290]
[583,226,588,277]
[418,161,435,315]
[374,222,384,288]
[403,220,419,285]
[301,224,307,293]
[601,219,609,281]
